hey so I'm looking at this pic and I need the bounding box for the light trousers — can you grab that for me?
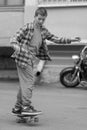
[15,62,35,108]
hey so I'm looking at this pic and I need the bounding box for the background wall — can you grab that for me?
[0,1,87,71]
[0,8,24,46]
[0,8,24,70]
[45,6,87,39]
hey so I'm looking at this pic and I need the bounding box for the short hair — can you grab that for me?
[35,7,47,17]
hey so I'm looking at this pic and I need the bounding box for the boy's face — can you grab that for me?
[34,14,46,27]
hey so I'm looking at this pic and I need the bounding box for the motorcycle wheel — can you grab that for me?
[60,70,80,88]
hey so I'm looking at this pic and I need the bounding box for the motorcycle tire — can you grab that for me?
[60,70,80,88]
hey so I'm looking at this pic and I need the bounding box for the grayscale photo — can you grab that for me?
[0,0,87,130]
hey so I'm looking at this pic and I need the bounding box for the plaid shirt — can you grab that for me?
[10,22,71,68]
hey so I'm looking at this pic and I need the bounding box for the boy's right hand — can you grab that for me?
[12,44,20,53]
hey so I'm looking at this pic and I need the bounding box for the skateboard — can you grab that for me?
[14,111,42,124]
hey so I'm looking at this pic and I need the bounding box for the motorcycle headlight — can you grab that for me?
[72,55,79,63]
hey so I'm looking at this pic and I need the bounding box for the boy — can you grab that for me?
[10,7,78,115]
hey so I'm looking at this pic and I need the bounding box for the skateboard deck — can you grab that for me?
[13,111,42,124]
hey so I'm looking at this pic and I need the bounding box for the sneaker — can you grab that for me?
[12,107,21,114]
[21,105,42,115]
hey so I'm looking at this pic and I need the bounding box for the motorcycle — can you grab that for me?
[60,45,87,88]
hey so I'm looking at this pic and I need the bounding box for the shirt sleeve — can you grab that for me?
[10,24,29,46]
[10,24,29,53]
[45,28,71,44]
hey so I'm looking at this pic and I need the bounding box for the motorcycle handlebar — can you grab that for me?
[81,46,87,53]
[80,45,87,59]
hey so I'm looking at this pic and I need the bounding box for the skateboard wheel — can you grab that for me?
[26,118,32,124]
[34,117,39,122]
[16,118,26,123]
[16,119,22,123]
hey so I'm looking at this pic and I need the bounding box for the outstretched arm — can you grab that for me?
[45,28,80,44]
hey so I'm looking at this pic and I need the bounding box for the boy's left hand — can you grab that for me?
[71,37,81,43]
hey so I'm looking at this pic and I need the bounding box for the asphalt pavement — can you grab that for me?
[0,80,87,130]
[0,53,87,130]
